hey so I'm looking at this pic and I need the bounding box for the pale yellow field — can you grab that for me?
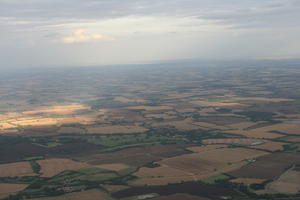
[190,100,244,107]
[95,163,129,171]
[23,104,89,115]
[37,158,89,177]
[86,125,148,134]
[0,162,36,177]
[0,184,28,199]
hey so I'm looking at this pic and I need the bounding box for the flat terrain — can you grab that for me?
[0,184,28,199]
[1,60,300,199]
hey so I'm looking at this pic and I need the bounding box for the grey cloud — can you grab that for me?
[1,0,300,29]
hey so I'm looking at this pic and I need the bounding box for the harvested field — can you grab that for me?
[195,116,247,126]
[253,141,288,152]
[95,163,129,171]
[133,148,267,185]
[78,144,189,167]
[37,158,89,177]
[151,194,211,200]
[0,162,36,177]
[30,189,107,200]
[113,182,242,199]
[227,129,283,139]
[228,122,257,130]
[0,184,28,199]
[190,100,244,107]
[230,178,266,185]
[229,153,300,180]
[186,145,227,153]
[86,125,148,134]
[281,136,300,143]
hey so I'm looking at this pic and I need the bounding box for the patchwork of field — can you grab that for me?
[0,162,36,177]
[79,144,189,167]
[133,147,268,185]
[0,184,28,199]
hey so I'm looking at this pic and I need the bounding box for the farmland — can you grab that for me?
[0,60,300,199]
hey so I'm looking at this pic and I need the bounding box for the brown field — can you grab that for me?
[0,162,36,177]
[126,106,173,111]
[228,122,257,130]
[229,153,300,180]
[30,189,107,200]
[37,158,89,177]
[94,163,129,171]
[144,113,177,120]
[86,125,148,134]
[186,145,227,153]
[227,129,284,139]
[78,144,189,167]
[257,168,300,195]
[231,97,294,103]
[230,178,266,185]
[281,136,300,143]
[0,184,28,199]
[133,148,268,185]
[151,194,210,200]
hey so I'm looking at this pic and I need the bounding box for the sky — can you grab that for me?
[1,0,300,68]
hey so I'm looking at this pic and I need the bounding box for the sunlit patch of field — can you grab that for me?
[190,100,244,107]
[133,148,268,185]
[231,97,294,103]
[30,189,108,200]
[86,125,148,134]
[37,158,89,177]
[0,184,28,199]
[0,162,36,177]
[22,104,89,115]
[230,178,266,185]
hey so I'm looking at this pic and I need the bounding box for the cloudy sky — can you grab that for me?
[1,0,300,68]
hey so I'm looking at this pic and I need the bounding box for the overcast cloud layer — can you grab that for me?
[1,0,300,67]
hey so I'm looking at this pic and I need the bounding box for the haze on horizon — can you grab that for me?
[1,0,300,68]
